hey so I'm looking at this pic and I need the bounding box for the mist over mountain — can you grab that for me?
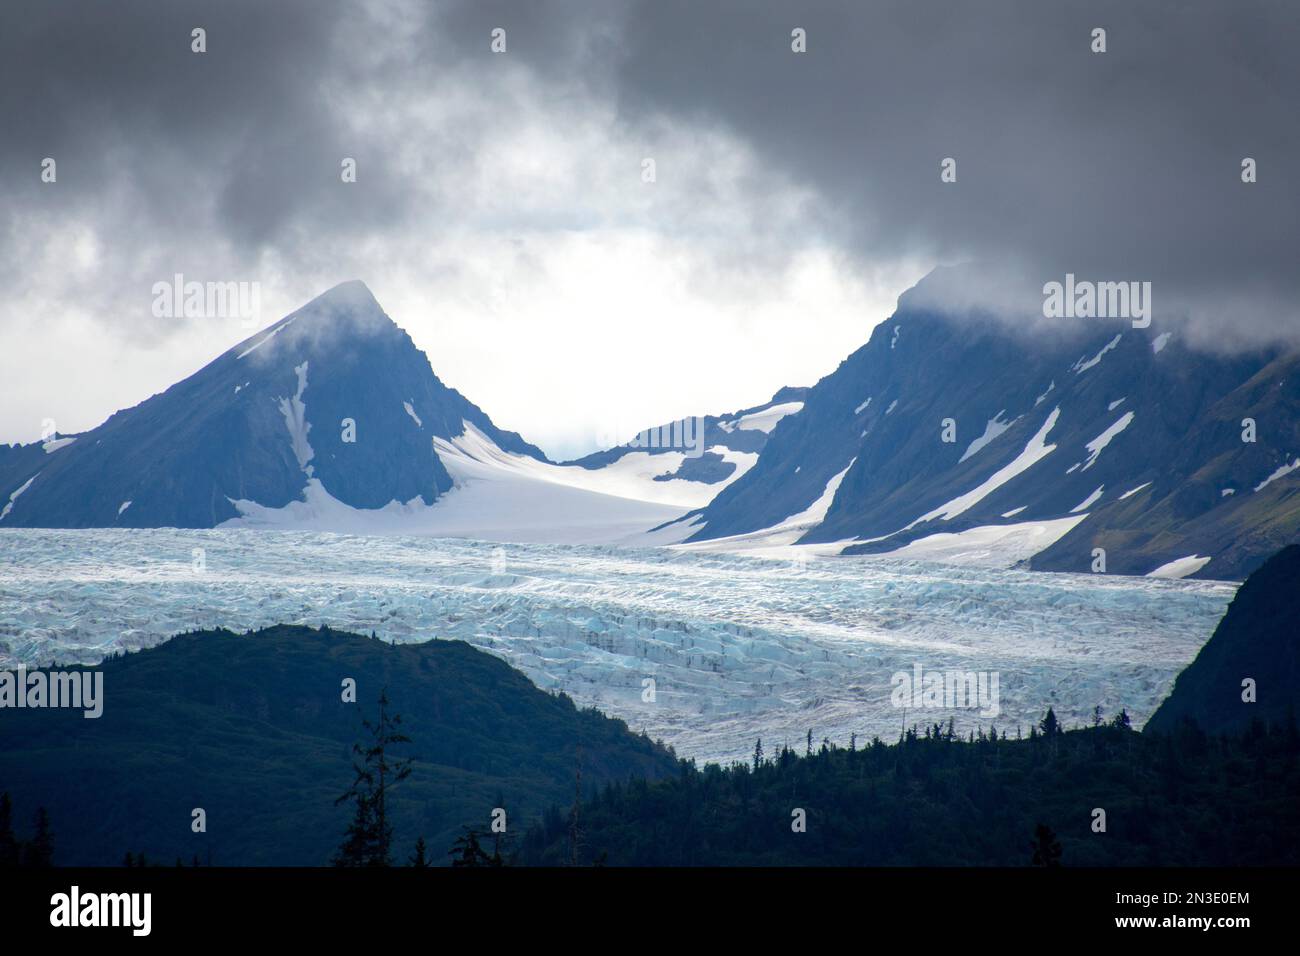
[685,270,1300,580]
[3,271,1298,578]
[0,281,544,529]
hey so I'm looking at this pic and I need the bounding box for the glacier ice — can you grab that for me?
[0,528,1234,764]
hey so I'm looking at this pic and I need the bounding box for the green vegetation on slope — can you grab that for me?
[520,715,1300,866]
[0,625,676,865]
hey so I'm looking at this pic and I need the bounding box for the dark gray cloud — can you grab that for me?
[609,0,1300,346]
[0,0,1295,364]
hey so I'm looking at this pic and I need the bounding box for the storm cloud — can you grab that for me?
[1,0,1295,450]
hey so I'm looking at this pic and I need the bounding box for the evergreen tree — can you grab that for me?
[410,836,429,867]
[333,789,377,867]
[1112,708,1132,730]
[1039,708,1062,737]
[568,754,584,866]
[1030,823,1062,867]
[752,738,763,771]
[0,793,18,868]
[449,827,492,867]
[23,807,53,868]
[333,689,413,866]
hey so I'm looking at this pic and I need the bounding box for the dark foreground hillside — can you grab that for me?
[519,544,1300,866]
[520,717,1300,866]
[0,625,676,865]
[1146,544,1300,735]
[4,579,1299,868]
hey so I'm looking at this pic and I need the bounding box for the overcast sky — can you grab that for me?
[2,0,1296,458]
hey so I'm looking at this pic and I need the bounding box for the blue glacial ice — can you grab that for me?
[0,528,1235,763]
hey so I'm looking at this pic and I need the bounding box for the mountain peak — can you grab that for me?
[0,281,549,527]
[229,280,394,355]
[309,279,379,311]
[286,279,390,334]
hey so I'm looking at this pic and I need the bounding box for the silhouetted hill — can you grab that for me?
[520,719,1300,866]
[0,625,675,865]
[1146,545,1300,735]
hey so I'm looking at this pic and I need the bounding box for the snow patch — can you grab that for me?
[774,459,856,529]
[1152,332,1173,354]
[117,500,132,516]
[0,475,37,521]
[877,515,1089,568]
[1082,411,1135,471]
[854,397,872,415]
[907,407,1062,527]
[439,422,753,510]
[222,418,768,545]
[403,401,422,428]
[224,461,689,547]
[730,401,803,434]
[668,460,860,561]
[236,317,297,360]
[42,437,77,454]
[1071,486,1105,513]
[1254,456,1300,492]
[1034,381,1055,406]
[1073,334,1122,374]
[959,410,1016,463]
[274,362,314,477]
[1148,554,1212,579]
[1108,398,1126,411]
[1001,506,1027,518]
[1119,482,1152,500]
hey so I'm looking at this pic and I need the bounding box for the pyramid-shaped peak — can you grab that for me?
[226,280,398,362]
[284,279,396,335]
[306,279,382,312]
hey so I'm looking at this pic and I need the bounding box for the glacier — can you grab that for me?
[0,528,1234,764]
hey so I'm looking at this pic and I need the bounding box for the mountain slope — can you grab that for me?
[1145,544,1300,734]
[0,282,802,543]
[564,386,807,486]
[685,270,1300,579]
[0,624,677,865]
[0,281,544,529]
